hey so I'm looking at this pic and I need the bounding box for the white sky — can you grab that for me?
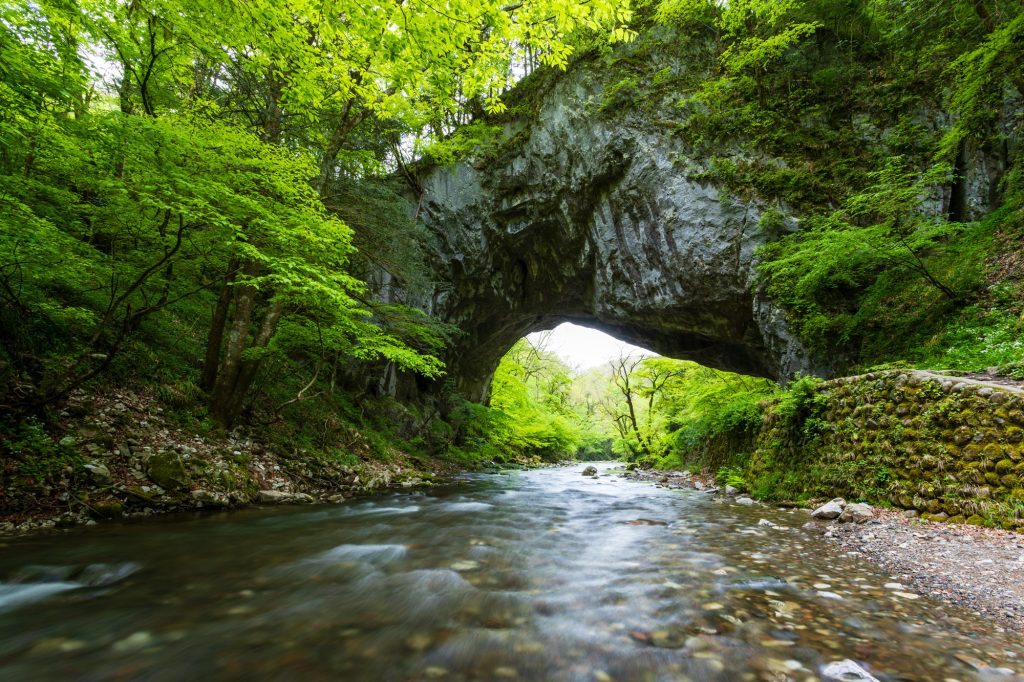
[527,322,653,371]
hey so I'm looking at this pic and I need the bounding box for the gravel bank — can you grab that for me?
[813,509,1024,632]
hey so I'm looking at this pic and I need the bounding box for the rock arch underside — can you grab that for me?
[407,72,820,402]
[405,36,1001,403]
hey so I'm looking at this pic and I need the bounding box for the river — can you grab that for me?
[0,463,1020,681]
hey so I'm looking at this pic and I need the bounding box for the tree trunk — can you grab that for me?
[624,390,644,452]
[200,257,238,391]
[215,299,284,426]
[209,262,257,425]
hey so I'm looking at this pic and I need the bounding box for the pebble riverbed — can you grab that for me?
[0,463,1021,681]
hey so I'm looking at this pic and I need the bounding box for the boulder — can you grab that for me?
[582,466,598,476]
[735,497,755,506]
[257,490,315,504]
[724,485,738,496]
[83,462,113,484]
[145,452,190,491]
[811,498,847,520]
[838,503,874,524]
[191,490,230,508]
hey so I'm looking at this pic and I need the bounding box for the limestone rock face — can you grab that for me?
[415,61,825,401]
[408,32,1012,402]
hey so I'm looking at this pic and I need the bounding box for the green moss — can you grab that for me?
[146,452,191,491]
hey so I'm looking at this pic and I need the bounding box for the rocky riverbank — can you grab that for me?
[812,507,1024,632]
[0,388,458,536]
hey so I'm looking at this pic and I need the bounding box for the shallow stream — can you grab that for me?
[0,463,1021,681]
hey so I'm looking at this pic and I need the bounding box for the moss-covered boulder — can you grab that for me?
[146,452,190,491]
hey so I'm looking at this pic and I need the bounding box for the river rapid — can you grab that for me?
[0,463,1021,681]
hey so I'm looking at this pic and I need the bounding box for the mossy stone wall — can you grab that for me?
[741,371,1024,528]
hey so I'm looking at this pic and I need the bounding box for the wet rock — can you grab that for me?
[77,562,141,586]
[812,498,847,520]
[758,519,781,529]
[112,631,154,652]
[650,629,687,648]
[10,564,78,583]
[724,485,738,495]
[821,659,880,681]
[735,497,755,506]
[839,503,874,524]
[582,466,598,476]
[405,632,432,651]
[28,637,86,655]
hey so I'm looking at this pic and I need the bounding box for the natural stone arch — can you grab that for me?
[410,61,825,402]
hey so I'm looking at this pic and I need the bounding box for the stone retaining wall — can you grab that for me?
[742,371,1024,528]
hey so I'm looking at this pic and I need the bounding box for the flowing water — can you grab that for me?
[0,463,1021,681]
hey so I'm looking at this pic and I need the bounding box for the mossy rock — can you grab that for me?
[948,515,964,524]
[995,459,1014,475]
[985,471,1001,486]
[952,427,973,446]
[90,500,125,518]
[1001,474,1020,488]
[965,514,986,526]
[146,452,191,491]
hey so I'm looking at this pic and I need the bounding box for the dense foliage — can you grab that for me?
[640,0,1024,371]
[2,0,1022,500]
[0,0,632,475]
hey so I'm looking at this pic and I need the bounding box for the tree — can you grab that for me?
[487,338,583,461]
[0,0,636,425]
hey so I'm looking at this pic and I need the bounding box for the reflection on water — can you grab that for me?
[0,463,1021,681]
